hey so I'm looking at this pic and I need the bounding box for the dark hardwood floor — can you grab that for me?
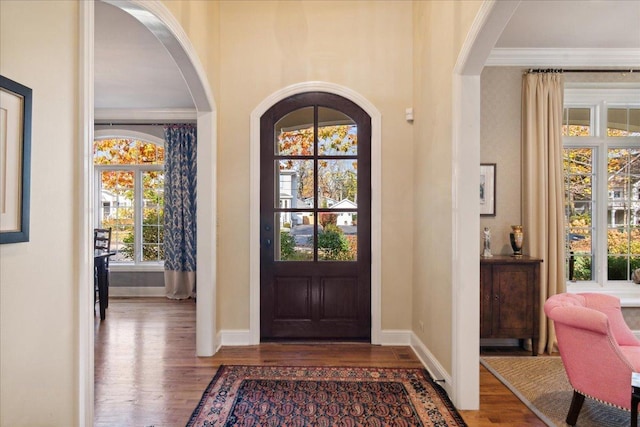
[94,298,545,426]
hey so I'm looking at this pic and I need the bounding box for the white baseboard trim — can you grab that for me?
[216,329,415,347]
[378,329,412,345]
[410,332,453,397]
[109,286,165,297]
[218,329,253,346]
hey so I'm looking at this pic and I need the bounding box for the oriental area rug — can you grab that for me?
[186,365,467,426]
[481,356,633,427]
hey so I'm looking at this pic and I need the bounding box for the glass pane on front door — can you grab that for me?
[275,107,314,155]
[318,212,357,261]
[317,159,358,208]
[276,212,314,261]
[276,160,314,208]
[318,107,357,155]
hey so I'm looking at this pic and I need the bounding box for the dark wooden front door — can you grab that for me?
[260,92,371,340]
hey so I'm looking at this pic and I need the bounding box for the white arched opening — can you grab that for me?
[450,0,520,409]
[79,1,217,425]
[248,82,382,345]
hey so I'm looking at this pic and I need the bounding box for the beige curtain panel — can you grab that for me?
[521,72,566,354]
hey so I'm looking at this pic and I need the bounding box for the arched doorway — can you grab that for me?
[80,1,216,425]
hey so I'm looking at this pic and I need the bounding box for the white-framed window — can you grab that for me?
[563,86,640,296]
[93,135,165,267]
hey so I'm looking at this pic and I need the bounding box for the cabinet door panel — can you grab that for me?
[480,264,493,337]
[493,265,534,337]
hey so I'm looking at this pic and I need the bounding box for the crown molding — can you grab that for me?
[486,48,640,67]
[94,108,197,122]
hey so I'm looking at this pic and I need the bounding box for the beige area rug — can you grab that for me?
[481,356,633,426]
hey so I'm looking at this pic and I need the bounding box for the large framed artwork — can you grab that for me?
[480,163,496,217]
[0,75,32,244]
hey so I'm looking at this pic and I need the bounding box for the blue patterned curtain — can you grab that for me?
[163,124,197,299]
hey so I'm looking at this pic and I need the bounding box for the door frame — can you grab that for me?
[250,82,382,344]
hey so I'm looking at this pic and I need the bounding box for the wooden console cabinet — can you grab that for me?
[480,255,542,355]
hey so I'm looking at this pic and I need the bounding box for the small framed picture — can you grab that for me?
[480,163,496,217]
[0,75,32,244]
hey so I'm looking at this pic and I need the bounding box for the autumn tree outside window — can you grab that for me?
[94,137,165,265]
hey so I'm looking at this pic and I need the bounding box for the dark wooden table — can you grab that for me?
[94,250,115,320]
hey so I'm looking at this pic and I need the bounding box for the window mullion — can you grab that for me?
[596,101,608,285]
[135,169,143,263]
[595,146,608,286]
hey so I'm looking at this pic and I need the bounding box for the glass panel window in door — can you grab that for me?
[318,107,357,155]
[275,107,314,156]
[318,211,357,261]
[276,212,314,261]
[317,159,358,208]
[276,160,314,208]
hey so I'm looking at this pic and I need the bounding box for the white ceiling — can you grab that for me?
[94,0,640,112]
[496,0,640,49]
[94,0,193,111]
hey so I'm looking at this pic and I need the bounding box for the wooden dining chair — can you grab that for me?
[94,228,112,318]
[94,228,111,252]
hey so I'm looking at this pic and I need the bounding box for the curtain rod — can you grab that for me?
[527,68,637,74]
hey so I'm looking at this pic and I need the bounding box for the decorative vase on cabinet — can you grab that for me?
[510,225,524,257]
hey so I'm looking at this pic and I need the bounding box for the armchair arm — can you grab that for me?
[545,305,609,336]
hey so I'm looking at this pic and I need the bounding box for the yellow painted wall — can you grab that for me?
[215,0,415,331]
[0,0,490,423]
[161,0,221,98]
[412,0,483,372]
[0,1,79,425]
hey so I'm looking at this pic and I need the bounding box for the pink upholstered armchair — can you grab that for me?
[544,292,640,425]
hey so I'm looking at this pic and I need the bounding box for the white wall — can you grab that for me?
[0,1,79,425]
